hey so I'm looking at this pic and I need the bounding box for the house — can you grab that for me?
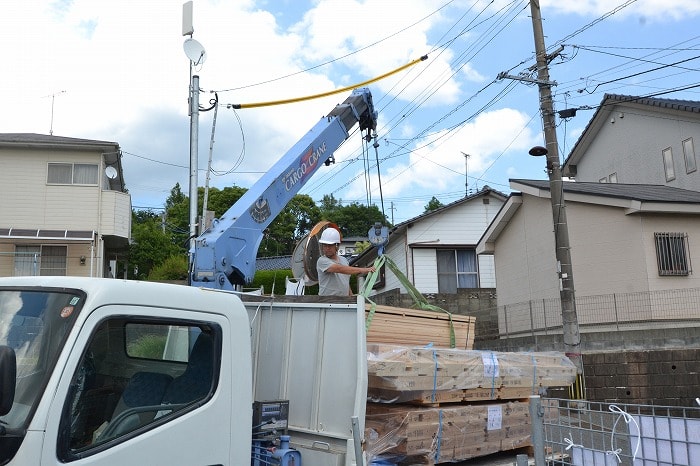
[356,186,507,294]
[476,179,700,334]
[338,235,367,257]
[0,134,131,278]
[562,94,700,189]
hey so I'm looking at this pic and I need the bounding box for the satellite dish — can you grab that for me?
[105,166,118,180]
[183,38,207,65]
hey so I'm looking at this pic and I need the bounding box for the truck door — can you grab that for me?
[39,305,236,466]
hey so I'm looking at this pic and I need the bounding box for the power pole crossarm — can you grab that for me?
[497,71,556,86]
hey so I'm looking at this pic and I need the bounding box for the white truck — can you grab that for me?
[0,276,369,465]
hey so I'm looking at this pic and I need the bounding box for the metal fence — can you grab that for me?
[526,396,700,466]
[478,287,700,341]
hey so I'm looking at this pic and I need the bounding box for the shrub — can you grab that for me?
[148,254,188,281]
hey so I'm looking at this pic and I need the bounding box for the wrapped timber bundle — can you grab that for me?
[366,344,577,405]
[364,400,532,465]
[365,304,476,350]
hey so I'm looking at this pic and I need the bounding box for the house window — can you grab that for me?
[654,232,691,276]
[683,138,696,174]
[662,147,675,182]
[14,245,67,276]
[436,249,478,293]
[48,163,99,185]
[14,246,40,276]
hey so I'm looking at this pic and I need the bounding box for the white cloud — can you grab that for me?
[343,107,537,201]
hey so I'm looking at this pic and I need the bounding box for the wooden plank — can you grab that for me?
[365,304,475,350]
[367,386,536,405]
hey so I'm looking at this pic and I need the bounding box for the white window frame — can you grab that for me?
[683,138,697,174]
[47,162,99,185]
[662,147,675,182]
[436,249,478,293]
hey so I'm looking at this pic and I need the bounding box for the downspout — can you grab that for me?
[98,156,105,277]
[90,236,95,277]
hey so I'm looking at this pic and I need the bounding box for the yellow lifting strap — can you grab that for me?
[230,55,428,109]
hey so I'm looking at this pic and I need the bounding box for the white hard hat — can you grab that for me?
[319,228,341,244]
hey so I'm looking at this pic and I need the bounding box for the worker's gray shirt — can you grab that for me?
[317,255,350,296]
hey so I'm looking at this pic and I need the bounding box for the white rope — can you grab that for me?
[607,405,641,463]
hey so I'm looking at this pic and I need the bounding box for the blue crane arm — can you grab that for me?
[191,88,377,290]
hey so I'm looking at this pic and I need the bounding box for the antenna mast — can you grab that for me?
[45,90,66,135]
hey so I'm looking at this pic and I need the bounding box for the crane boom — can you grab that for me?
[191,88,378,290]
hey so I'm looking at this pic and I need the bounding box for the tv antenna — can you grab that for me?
[44,90,66,135]
[461,152,470,196]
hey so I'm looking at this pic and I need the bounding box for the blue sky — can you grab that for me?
[3,0,700,224]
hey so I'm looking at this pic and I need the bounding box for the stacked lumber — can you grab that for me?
[366,344,576,404]
[365,401,532,464]
[363,344,577,465]
[365,304,476,350]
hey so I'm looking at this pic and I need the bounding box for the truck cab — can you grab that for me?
[0,277,252,465]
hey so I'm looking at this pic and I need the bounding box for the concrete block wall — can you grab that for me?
[582,349,700,407]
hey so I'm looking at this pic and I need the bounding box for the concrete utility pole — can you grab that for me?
[189,74,200,261]
[529,0,584,398]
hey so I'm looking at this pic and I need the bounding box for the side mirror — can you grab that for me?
[0,345,16,416]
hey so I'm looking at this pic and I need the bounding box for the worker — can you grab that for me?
[317,227,376,296]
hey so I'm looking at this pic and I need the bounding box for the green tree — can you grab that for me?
[129,210,184,280]
[424,196,444,213]
[321,201,388,237]
[165,182,187,210]
[162,183,322,258]
[319,193,342,217]
[204,185,246,217]
[163,184,191,250]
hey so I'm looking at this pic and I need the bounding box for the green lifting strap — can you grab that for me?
[360,255,456,349]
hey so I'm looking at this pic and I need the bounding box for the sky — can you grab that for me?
[3,0,700,225]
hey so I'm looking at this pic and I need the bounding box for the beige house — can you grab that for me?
[0,134,131,278]
[562,94,700,189]
[477,179,700,335]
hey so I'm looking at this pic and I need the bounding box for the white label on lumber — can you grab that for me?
[487,405,503,431]
[482,352,500,378]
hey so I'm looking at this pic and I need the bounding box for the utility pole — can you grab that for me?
[182,1,207,277]
[529,0,584,399]
[188,74,200,261]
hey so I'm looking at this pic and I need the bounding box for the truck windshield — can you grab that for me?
[0,288,83,439]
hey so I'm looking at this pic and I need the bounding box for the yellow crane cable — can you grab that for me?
[229,55,428,109]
